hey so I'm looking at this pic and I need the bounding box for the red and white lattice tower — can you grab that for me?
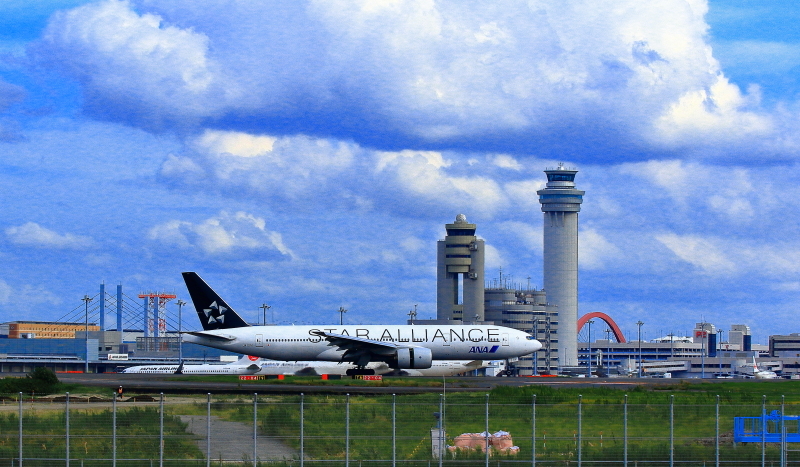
[138,292,177,339]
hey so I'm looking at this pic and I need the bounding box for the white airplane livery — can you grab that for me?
[181,272,541,375]
[121,355,262,375]
[752,356,779,380]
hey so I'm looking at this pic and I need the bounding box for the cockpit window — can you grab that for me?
[526,335,536,340]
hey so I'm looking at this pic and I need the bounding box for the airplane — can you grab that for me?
[181,272,542,375]
[256,359,490,377]
[120,355,262,375]
[751,356,779,380]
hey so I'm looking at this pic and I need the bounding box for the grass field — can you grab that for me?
[3,377,800,464]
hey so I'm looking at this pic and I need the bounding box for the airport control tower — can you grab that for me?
[436,214,485,322]
[538,164,584,368]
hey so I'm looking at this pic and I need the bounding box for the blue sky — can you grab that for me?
[1,0,798,345]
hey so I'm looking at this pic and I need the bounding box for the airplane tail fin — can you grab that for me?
[182,272,251,330]
[174,360,184,375]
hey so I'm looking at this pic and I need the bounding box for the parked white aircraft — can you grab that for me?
[752,356,779,380]
[256,359,489,377]
[181,272,541,375]
[120,355,261,375]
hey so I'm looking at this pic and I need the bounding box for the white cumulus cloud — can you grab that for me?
[655,232,737,275]
[30,0,795,159]
[147,211,295,257]
[5,222,94,249]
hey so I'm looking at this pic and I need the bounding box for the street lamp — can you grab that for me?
[338,307,347,325]
[636,321,644,378]
[176,300,186,363]
[587,320,595,377]
[82,295,93,374]
[260,303,271,325]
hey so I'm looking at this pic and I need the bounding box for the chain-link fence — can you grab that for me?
[0,391,798,466]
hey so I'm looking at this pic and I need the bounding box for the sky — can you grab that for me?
[0,0,799,345]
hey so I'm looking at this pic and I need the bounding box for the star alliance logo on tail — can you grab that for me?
[203,301,227,326]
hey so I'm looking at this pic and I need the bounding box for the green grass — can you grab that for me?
[0,406,202,462]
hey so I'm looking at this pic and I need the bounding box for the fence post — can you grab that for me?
[485,393,490,467]
[392,394,396,467]
[253,393,258,467]
[436,394,442,467]
[159,393,164,467]
[18,392,22,467]
[669,394,674,467]
[207,393,211,467]
[112,390,117,467]
[762,395,766,467]
[66,392,70,467]
[577,394,582,467]
[781,395,786,467]
[623,394,628,467]
[300,393,305,467]
[532,394,536,467]
[346,393,350,467]
[715,394,720,467]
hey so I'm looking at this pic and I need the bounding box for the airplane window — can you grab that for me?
[526,336,536,340]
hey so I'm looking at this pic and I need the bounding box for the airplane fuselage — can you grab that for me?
[184,324,539,363]
[121,363,259,375]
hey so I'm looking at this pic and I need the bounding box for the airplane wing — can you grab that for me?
[184,331,236,341]
[312,330,401,367]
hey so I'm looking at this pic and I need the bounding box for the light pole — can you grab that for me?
[82,295,93,374]
[176,300,186,363]
[260,303,271,325]
[700,321,708,379]
[338,307,347,325]
[587,320,595,377]
[636,321,644,378]
[407,304,417,324]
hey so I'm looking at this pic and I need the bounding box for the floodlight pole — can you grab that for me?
[636,321,644,378]
[260,303,271,325]
[83,295,93,374]
[176,300,186,363]
[338,307,347,326]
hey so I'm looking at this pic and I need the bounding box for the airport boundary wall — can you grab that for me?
[0,392,799,466]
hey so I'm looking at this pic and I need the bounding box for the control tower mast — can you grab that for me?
[538,164,584,368]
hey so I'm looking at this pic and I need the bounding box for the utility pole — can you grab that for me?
[260,303,271,325]
[83,295,93,374]
[176,300,186,363]
[338,307,347,326]
[636,321,644,378]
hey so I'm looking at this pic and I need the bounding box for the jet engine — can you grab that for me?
[395,347,433,369]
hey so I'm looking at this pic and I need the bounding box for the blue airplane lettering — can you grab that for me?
[469,346,500,354]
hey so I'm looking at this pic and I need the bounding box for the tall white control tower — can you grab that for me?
[538,164,584,368]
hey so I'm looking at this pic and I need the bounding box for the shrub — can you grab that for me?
[0,367,61,395]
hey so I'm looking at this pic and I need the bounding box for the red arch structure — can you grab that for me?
[577,312,626,343]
